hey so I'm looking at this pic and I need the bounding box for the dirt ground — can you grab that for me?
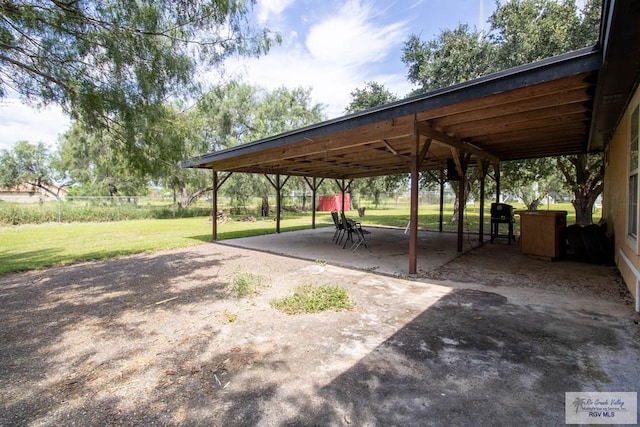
[1,238,639,426]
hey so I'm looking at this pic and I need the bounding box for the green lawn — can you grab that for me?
[0,214,333,275]
[0,203,597,275]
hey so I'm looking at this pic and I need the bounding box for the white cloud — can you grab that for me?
[225,42,413,119]
[223,0,411,119]
[306,0,407,67]
[256,0,295,23]
[0,99,71,151]
[224,46,350,117]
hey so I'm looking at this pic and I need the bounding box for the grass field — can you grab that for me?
[0,203,597,275]
[0,214,333,275]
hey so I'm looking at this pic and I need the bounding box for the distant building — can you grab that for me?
[0,184,68,203]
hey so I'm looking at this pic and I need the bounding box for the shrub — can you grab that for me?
[0,201,212,225]
[230,271,266,298]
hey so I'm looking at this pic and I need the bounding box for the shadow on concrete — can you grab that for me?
[0,247,248,425]
[277,288,638,426]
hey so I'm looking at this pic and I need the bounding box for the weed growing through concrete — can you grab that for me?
[270,284,353,314]
[230,271,265,298]
[224,310,237,323]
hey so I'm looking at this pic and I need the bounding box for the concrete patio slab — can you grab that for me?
[220,226,482,277]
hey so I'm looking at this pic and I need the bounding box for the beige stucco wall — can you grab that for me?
[603,84,640,310]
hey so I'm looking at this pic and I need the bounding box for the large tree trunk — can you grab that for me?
[520,190,541,211]
[450,181,460,223]
[180,187,189,208]
[556,154,604,226]
[573,195,598,226]
[301,186,307,210]
[373,189,381,208]
[261,195,270,217]
[449,172,478,223]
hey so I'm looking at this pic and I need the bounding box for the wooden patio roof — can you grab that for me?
[184,46,601,178]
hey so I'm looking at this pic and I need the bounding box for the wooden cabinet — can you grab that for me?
[517,210,567,259]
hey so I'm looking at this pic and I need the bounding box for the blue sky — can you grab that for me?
[0,0,494,152]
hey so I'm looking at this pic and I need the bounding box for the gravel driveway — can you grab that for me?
[1,240,639,426]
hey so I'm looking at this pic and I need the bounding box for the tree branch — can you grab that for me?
[0,53,69,90]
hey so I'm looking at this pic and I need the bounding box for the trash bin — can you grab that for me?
[357,207,366,217]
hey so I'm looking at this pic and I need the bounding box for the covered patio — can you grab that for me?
[185,42,607,275]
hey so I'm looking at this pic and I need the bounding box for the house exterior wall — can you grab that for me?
[603,84,640,311]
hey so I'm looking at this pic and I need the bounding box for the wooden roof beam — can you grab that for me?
[415,121,499,166]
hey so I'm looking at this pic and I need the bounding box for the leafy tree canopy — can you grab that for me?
[55,122,150,196]
[489,0,600,65]
[52,81,326,204]
[500,157,559,210]
[403,25,497,94]
[0,140,63,198]
[344,81,399,114]
[195,82,325,148]
[0,0,278,166]
[193,82,327,211]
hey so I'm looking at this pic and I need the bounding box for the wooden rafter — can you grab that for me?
[382,139,398,156]
[416,121,499,166]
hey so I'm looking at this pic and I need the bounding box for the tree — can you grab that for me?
[55,122,149,196]
[556,154,604,225]
[1,1,278,172]
[489,0,600,66]
[403,25,497,94]
[490,0,603,219]
[248,86,325,216]
[344,81,400,113]
[402,0,603,222]
[188,82,326,213]
[194,80,259,152]
[403,0,601,92]
[0,140,64,199]
[501,158,558,210]
[490,0,582,65]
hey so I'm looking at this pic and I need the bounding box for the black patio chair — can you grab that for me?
[331,210,345,243]
[350,221,371,251]
[338,211,353,247]
[340,211,371,251]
